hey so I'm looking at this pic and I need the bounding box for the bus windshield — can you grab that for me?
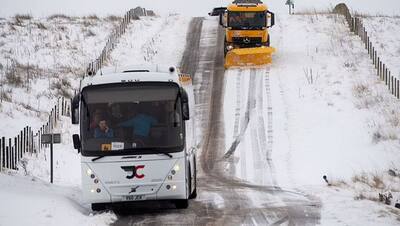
[80,83,184,156]
[228,11,266,29]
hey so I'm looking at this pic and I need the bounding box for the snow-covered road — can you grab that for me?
[114,17,320,225]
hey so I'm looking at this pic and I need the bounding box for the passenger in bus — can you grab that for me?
[118,108,157,143]
[90,109,105,129]
[94,117,114,138]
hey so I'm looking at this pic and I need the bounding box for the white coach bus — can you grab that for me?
[71,65,197,210]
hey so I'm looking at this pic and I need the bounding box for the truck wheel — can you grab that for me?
[266,36,270,47]
[91,203,106,211]
[224,39,228,57]
[174,199,189,209]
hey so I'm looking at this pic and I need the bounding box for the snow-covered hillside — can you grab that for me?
[363,16,400,78]
[0,14,191,226]
[270,13,400,224]
[0,15,121,137]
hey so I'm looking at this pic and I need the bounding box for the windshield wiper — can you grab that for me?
[91,148,174,161]
[92,155,106,162]
[121,148,174,158]
[153,150,173,158]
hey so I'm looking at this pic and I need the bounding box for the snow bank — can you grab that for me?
[0,172,116,226]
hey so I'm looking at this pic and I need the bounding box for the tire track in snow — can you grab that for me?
[263,67,278,186]
[224,69,253,159]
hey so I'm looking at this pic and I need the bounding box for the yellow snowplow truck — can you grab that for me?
[209,0,275,68]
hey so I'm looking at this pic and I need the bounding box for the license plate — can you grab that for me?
[124,195,144,201]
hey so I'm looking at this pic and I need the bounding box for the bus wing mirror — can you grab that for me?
[209,7,226,16]
[71,94,80,124]
[220,14,227,28]
[72,134,81,152]
[182,102,190,121]
[180,88,190,121]
[209,7,227,28]
[267,11,275,28]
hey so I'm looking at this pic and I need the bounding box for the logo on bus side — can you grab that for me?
[121,165,145,179]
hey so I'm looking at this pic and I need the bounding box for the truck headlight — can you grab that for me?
[227,45,234,51]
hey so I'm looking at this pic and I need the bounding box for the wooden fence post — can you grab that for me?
[5,146,9,169]
[24,127,27,154]
[2,137,5,169]
[0,138,2,171]
[397,79,400,99]
[62,97,65,116]
[18,134,21,161]
[11,145,14,170]
[14,137,17,169]
[382,64,385,80]
[30,130,34,154]
[369,42,372,59]
[364,31,367,48]
[8,138,11,169]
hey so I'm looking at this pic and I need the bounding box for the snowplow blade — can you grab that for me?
[225,47,275,68]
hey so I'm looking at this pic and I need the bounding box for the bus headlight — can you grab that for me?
[227,45,234,51]
[172,185,177,190]
[86,168,93,176]
[173,164,180,172]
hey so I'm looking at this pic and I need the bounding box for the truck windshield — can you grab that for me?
[80,83,184,156]
[228,11,266,29]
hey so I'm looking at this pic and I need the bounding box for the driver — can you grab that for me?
[94,117,114,138]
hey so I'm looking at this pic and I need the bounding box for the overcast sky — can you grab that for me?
[0,0,399,18]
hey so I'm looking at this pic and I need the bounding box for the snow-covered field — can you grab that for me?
[363,16,400,78]
[0,14,190,226]
[0,15,121,137]
[222,13,400,225]
[271,13,400,224]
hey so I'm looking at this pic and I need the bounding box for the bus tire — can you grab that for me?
[189,162,197,199]
[91,203,106,211]
[174,199,189,209]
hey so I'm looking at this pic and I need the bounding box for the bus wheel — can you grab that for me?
[91,203,106,211]
[175,199,189,209]
[189,164,197,199]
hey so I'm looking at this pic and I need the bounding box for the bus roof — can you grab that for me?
[81,65,181,90]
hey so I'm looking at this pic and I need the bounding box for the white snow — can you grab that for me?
[0,16,120,137]
[222,12,400,225]
[109,15,190,67]
[1,1,400,225]
[0,14,191,226]
[363,16,400,78]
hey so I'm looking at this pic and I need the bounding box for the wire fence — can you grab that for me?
[0,97,70,172]
[86,7,154,76]
[334,3,399,99]
[0,7,154,172]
